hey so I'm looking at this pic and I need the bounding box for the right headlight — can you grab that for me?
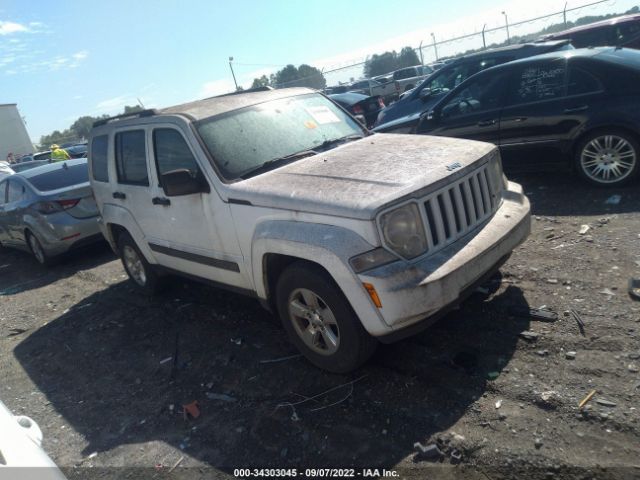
[379,202,428,260]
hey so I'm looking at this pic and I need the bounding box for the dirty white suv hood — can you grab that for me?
[226,134,495,219]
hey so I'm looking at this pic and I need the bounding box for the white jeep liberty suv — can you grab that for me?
[89,87,531,373]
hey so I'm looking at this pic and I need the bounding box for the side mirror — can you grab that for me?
[161,169,209,196]
[419,88,432,100]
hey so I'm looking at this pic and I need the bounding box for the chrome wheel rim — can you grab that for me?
[29,235,45,264]
[580,135,636,184]
[123,245,147,286]
[288,288,340,356]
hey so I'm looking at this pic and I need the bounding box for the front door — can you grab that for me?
[143,125,247,289]
[426,70,510,144]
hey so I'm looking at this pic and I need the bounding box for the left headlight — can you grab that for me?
[379,203,428,259]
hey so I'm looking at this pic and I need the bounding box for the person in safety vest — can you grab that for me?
[50,144,71,162]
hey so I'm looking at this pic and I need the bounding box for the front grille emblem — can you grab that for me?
[446,162,463,171]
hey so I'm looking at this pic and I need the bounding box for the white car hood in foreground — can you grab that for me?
[0,400,67,479]
[227,134,495,219]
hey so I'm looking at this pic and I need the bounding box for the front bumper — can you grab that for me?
[358,181,530,337]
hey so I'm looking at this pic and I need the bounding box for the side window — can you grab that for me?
[507,62,566,105]
[91,135,109,182]
[616,22,640,43]
[115,130,148,186]
[0,181,7,205]
[567,66,603,96]
[441,72,508,118]
[153,129,201,179]
[571,27,614,47]
[7,180,25,203]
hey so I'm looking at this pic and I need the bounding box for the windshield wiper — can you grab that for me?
[312,134,364,152]
[239,150,318,179]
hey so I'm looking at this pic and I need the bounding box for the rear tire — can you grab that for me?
[26,231,54,267]
[574,129,639,187]
[276,262,377,373]
[117,232,160,294]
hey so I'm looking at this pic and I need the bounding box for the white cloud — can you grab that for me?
[96,95,134,111]
[72,50,88,61]
[200,78,236,97]
[0,20,28,35]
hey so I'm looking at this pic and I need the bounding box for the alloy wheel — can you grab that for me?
[28,235,45,264]
[288,288,340,356]
[123,245,147,286]
[580,135,636,184]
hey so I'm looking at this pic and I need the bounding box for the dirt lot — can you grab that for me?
[1,173,639,480]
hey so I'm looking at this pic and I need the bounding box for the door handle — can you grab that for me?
[564,105,588,114]
[112,192,126,200]
[152,197,171,206]
[477,119,497,127]
[510,117,528,123]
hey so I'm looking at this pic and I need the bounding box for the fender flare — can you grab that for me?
[251,221,391,336]
[101,203,157,264]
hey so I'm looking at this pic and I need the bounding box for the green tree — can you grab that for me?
[70,116,98,139]
[123,105,143,114]
[363,51,398,77]
[273,64,326,89]
[397,47,420,69]
[251,75,271,88]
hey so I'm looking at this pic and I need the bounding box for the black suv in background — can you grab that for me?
[373,41,573,133]
[416,47,640,187]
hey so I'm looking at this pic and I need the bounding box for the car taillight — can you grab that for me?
[57,199,80,209]
[31,199,79,214]
[378,98,385,108]
[352,104,364,115]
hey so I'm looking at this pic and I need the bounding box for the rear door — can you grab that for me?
[0,181,9,245]
[498,58,570,168]
[3,178,29,245]
[110,128,157,237]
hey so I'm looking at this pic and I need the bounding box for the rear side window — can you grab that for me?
[115,130,148,186]
[153,129,201,177]
[567,66,603,96]
[570,27,614,47]
[27,164,89,192]
[7,180,25,202]
[507,62,566,105]
[91,135,109,182]
[0,181,7,204]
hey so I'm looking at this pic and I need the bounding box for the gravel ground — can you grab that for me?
[0,173,639,480]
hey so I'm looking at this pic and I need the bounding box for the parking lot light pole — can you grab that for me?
[228,56,238,91]
[431,33,438,61]
[482,23,487,49]
[502,11,510,45]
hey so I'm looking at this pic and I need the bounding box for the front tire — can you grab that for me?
[276,262,377,373]
[117,232,160,294]
[575,130,639,186]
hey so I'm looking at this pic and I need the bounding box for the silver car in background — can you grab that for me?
[0,159,103,265]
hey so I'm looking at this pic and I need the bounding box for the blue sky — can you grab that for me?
[1,0,635,143]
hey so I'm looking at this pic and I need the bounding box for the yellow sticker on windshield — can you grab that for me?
[304,120,317,129]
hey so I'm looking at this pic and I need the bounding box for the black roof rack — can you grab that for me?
[92,108,158,128]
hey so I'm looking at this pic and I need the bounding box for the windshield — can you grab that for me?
[196,93,364,180]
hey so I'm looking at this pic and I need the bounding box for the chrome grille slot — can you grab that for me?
[422,163,500,254]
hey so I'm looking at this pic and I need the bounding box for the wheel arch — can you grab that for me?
[572,124,640,161]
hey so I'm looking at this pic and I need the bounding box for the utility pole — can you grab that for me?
[418,40,424,65]
[502,11,510,45]
[482,23,487,49]
[563,2,568,27]
[431,33,438,61]
[228,56,238,91]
